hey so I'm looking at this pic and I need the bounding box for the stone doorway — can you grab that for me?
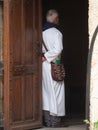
[0,0,91,129]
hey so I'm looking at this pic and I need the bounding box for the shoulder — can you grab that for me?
[43,28,62,37]
[53,28,62,37]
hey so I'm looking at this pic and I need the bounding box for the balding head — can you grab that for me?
[46,9,59,24]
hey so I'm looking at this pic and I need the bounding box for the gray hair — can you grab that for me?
[46,9,59,23]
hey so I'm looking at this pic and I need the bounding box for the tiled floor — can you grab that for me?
[36,125,86,130]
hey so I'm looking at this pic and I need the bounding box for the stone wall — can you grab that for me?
[89,0,98,129]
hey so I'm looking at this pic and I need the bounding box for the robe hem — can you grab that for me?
[43,109,65,117]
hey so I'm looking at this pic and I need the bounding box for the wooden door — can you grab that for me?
[4,0,42,129]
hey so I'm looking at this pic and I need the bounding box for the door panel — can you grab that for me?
[24,0,34,65]
[4,0,42,129]
[10,0,22,65]
[24,76,34,119]
[10,78,22,121]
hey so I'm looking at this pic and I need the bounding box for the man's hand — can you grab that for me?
[42,57,46,62]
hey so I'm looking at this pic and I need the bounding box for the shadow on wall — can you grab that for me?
[86,25,98,122]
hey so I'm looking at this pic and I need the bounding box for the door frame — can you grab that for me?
[4,0,10,128]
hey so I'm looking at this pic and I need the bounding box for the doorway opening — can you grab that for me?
[42,0,88,125]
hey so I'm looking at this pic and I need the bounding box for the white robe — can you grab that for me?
[42,27,65,116]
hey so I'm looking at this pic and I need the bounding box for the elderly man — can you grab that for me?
[42,9,65,127]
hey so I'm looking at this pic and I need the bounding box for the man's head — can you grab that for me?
[46,9,59,25]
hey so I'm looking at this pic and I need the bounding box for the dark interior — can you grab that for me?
[42,0,88,124]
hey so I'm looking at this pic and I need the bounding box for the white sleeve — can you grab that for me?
[44,32,63,62]
[42,45,46,53]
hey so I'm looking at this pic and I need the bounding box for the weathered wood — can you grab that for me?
[0,1,4,127]
[4,0,42,129]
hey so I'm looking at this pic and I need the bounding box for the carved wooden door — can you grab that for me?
[4,0,42,129]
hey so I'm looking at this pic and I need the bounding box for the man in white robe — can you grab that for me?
[42,9,65,127]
